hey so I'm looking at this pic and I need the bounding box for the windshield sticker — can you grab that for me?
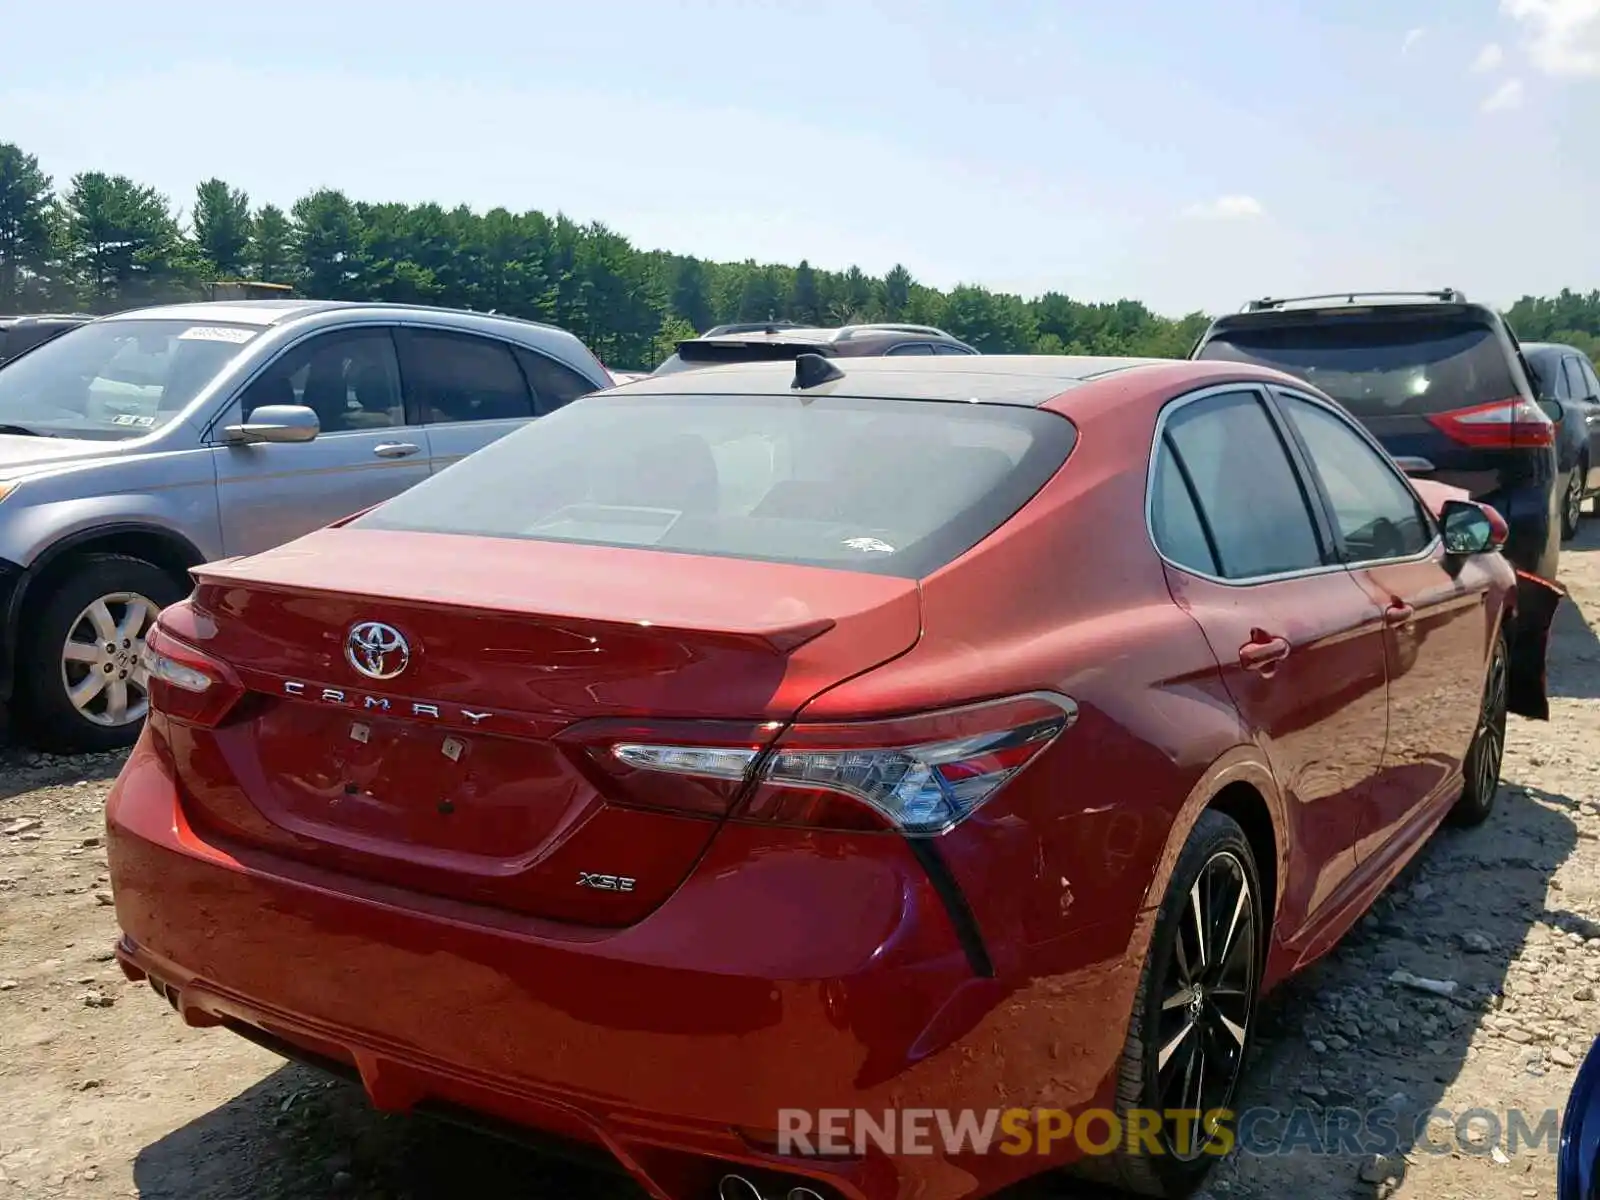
[177,326,255,344]
[111,414,158,428]
[842,537,896,554]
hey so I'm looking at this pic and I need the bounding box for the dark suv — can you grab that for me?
[0,314,93,364]
[1192,291,1560,580]
[653,322,977,375]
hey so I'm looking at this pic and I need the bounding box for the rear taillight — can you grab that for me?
[1425,397,1555,448]
[574,694,1076,835]
[145,620,245,728]
[561,718,781,819]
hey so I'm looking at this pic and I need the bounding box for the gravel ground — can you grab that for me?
[4,525,1600,1200]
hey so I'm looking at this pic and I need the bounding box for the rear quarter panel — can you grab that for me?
[794,369,1288,1106]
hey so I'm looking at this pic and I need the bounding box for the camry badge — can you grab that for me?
[346,621,410,681]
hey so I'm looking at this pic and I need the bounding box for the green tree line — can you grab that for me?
[3,142,1598,369]
[1503,293,1600,361]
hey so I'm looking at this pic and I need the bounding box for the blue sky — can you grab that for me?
[4,0,1597,315]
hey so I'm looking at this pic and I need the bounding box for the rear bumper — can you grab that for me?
[106,737,1128,1200]
[1487,484,1558,579]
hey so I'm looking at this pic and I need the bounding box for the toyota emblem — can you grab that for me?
[346,621,411,681]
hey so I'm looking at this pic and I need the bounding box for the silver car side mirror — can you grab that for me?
[223,404,320,445]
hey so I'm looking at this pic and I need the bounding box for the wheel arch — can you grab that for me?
[1140,748,1289,977]
[1208,779,1281,960]
[8,524,204,666]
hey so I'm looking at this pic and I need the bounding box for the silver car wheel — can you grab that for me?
[59,591,158,728]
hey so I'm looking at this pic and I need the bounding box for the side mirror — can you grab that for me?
[223,404,319,445]
[1540,400,1565,424]
[1440,499,1507,556]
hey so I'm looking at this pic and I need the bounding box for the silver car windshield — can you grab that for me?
[0,319,262,440]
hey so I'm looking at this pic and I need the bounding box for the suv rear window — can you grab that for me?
[1196,317,1518,417]
[354,393,1076,577]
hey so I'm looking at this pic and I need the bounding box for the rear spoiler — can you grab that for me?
[188,555,840,658]
[675,339,832,365]
[1204,302,1492,335]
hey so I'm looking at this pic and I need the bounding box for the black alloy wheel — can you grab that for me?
[1451,633,1508,827]
[1074,810,1263,1197]
[1150,849,1258,1157]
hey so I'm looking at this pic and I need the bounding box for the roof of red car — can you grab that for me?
[608,354,1304,409]
[609,354,1186,407]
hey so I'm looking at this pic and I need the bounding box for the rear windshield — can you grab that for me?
[1197,318,1518,416]
[354,393,1076,577]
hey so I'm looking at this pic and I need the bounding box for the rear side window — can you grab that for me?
[513,347,601,414]
[1151,450,1218,576]
[1155,390,1325,580]
[354,394,1077,578]
[397,329,533,423]
[1564,357,1589,403]
[1197,318,1517,417]
[1582,358,1600,400]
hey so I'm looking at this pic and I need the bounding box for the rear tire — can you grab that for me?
[1072,810,1262,1197]
[1450,632,1508,827]
[15,554,187,754]
[1561,462,1587,541]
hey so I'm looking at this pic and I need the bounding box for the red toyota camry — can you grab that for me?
[107,355,1555,1200]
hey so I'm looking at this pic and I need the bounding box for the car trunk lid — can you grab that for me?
[160,527,922,925]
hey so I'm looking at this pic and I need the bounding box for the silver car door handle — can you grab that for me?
[373,442,421,459]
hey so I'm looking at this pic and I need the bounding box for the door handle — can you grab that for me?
[1385,601,1415,626]
[1239,634,1291,671]
[373,442,421,459]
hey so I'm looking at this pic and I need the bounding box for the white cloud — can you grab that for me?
[1402,27,1427,54]
[1472,42,1506,71]
[1182,195,1265,221]
[1501,0,1600,76]
[1482,77,1527,109]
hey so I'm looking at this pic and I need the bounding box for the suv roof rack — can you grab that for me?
[834,323,953,341]
[1243,289,1468,313]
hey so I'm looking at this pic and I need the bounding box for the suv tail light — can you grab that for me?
[145,621,245,728]
[1425,397,1555,448]
[573,694,1076,835]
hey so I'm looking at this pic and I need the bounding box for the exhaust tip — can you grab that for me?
[717,1176,829,1200]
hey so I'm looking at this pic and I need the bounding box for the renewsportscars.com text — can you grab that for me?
[775,1106,1560,1158]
